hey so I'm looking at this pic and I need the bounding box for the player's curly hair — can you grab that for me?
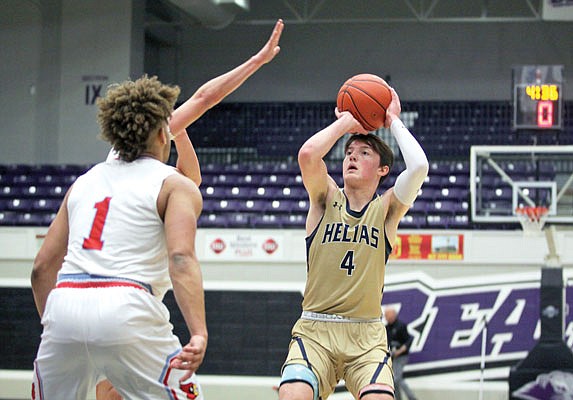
[97,75,180,162]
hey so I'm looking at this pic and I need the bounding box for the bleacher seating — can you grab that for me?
[0,159,518,230]
[1,101,571,229]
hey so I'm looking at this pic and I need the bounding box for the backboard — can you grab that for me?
[470,145,573,224]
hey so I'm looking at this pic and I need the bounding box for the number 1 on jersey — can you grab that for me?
[340,250,356,276]
[82,197,111,250]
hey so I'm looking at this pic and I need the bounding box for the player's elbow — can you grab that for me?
[413,158,429,181]
[169,252,197,276]
[30,263,42,287]
[31,256,49,287]
[298,143,321,166]
[407,153,429,184]
[193,87,221,110]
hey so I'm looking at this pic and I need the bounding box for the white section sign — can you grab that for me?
[204,232,283,261]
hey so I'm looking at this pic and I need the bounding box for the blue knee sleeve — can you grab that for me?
[280,364,319,400]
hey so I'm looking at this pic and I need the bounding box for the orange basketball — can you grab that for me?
[336,73,391,131]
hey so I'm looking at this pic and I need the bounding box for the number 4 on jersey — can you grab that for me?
[340,250,356,276]
[83,197,111,250]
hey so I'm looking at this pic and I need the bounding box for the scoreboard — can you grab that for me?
[512,65,563,130]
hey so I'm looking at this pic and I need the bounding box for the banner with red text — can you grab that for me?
[204,232,283,261]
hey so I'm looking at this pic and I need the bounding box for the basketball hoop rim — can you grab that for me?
[515,206,549,219]
[515,206,549,233]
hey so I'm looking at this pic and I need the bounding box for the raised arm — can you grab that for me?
[298,110,367,233]
[168,19,284,186]
[169,18,284,133]
[384,87,429,240]
[170,129,202,186]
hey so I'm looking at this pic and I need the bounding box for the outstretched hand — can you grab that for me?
[170,335,207,382]
[252,19,284,65]
[335,108,369,134]
[384,87,402,128]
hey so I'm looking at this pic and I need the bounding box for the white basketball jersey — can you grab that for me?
[60,157,177,299]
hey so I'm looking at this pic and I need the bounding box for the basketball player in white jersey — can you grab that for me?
[31,20,284,400]
[279,85,428,400]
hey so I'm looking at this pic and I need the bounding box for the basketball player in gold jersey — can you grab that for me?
[279,85,428,400]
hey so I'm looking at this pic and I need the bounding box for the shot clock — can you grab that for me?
[512,65,563,130]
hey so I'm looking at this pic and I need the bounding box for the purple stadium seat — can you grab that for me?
[237,199,270,213]
[201,199,218,213]
[426,214,448,229]
[429,200,465,215]
[10,174,35,185]
[291,200,309,213]
[198,213,229,228]
[46,186,67,198]
[482,187,512,201]
[0,199,9,211]
[200,173,216,186]
[32,198,61,212]
[478,174,503,187]
[0,211,18,225]
[251,214,282,228]
[251,186,282,200]
[279,186,308,200]
[444,174,469,188]
[418,187,439,201]
[484,199,512,214]
[436,187,468,201]
[428,162,452,176]
[399,214,426,229]
[233,173,264,186]
[0,186,26,198]
[269,162,300,173]
[16,212,46,226]
[220,186,255,199]
[423,174,443,188]
[261,173,301,187]
[201,185,225,200]
[226,212,251,228]
[267,199,293,213]
[37,174,66,185]
[210,199,243,213]
[222,164,251,173]
[6,198,33,212]
[279,214,305,228]
[410,199,430,215]
[448,214,470,229]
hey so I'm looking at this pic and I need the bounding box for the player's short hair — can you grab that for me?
[97,75,180,162]
[344,133,394,184]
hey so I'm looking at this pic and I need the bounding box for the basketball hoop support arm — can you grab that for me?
[544,225,561,268]
[485,158,535,206]
[556,171,573,203]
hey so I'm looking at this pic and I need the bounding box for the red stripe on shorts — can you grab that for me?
[55,281,148,292]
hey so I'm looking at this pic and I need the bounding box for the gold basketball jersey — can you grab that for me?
[302,189,392,319]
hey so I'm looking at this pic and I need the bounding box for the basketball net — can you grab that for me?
[515,206,549,236]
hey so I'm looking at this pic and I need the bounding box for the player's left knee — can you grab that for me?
[358,383,394,399]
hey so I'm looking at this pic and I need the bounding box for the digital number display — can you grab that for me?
[514,83,562,130]
[525,84,559,101]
